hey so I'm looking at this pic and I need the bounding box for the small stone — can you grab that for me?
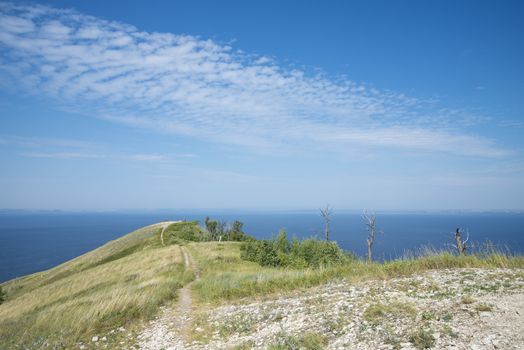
[92,336,99,342]
[101,337,107,342]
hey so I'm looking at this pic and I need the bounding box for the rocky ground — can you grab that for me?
[107,268,524,349]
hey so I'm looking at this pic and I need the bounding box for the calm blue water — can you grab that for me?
[1,212,523,282]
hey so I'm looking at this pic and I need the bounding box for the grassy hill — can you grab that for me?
[0,221,196,349]
[1,221,523,349]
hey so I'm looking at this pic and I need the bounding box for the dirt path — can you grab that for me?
[173,246,197,336]
[137,245,199,349]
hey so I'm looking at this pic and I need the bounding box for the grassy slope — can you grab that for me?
[0,222,194,349]
[190,242,524,304]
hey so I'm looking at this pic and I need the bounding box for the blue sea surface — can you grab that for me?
[0,211,523,282]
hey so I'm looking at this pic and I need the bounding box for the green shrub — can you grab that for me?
[290,238,345,267]
[165,221,203,242]
[240,231,347,268]
[273,230,290,254]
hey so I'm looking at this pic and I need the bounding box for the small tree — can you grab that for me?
[216,220,227,242]
[454,228,469,255]
[319,204,333,241]
[230,220,245,241]
[273,229,290,254]
[0,286,6,304]
[205,216,218,240]
[363,211,380,263]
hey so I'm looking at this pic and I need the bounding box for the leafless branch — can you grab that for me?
[320,204,333,241]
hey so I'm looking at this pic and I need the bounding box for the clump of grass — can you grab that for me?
[441,325,458,338]
[475,303,493,312]
[421,311,436,321]
[441,313,453,322]
[269,331,327,350]
[379,325,402,350]
[409,328,436,349]
[461,295,475,304]
[363,302,417,325]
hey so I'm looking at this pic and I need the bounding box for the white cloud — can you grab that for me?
[0,2,511,158]
[1,135,192,163]
[128,154,166,162]
[20,151,106,159]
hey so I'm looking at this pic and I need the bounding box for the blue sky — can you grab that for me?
[0,0,523,211]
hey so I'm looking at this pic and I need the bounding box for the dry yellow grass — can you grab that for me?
[0,222,194,349]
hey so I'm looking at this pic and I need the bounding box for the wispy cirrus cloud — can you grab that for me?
[1,135,192,162]
[0,2,511,158]
[20,151,106,159]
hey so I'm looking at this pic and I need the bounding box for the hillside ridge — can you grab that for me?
[1,221,523,350]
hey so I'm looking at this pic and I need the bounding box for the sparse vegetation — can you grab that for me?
[421,311,436,321]
[441,325,458,338]
[269,331,327,350]
[409,327,436,349]
[363,302,417,325]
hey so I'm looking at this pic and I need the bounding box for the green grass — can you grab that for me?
[191,242,524,304]
[0,222,194,349]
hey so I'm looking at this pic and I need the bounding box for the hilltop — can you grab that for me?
[1,221,523,349]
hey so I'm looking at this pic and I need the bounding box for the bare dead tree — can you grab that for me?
[363,211,380,263]
[319,204,333,241]
[454,227,469,255]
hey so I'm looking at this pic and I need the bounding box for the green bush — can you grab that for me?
[165,221,203,242]
[291,238,346,267]
[240,231,347,268]
[0,286,5,304]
